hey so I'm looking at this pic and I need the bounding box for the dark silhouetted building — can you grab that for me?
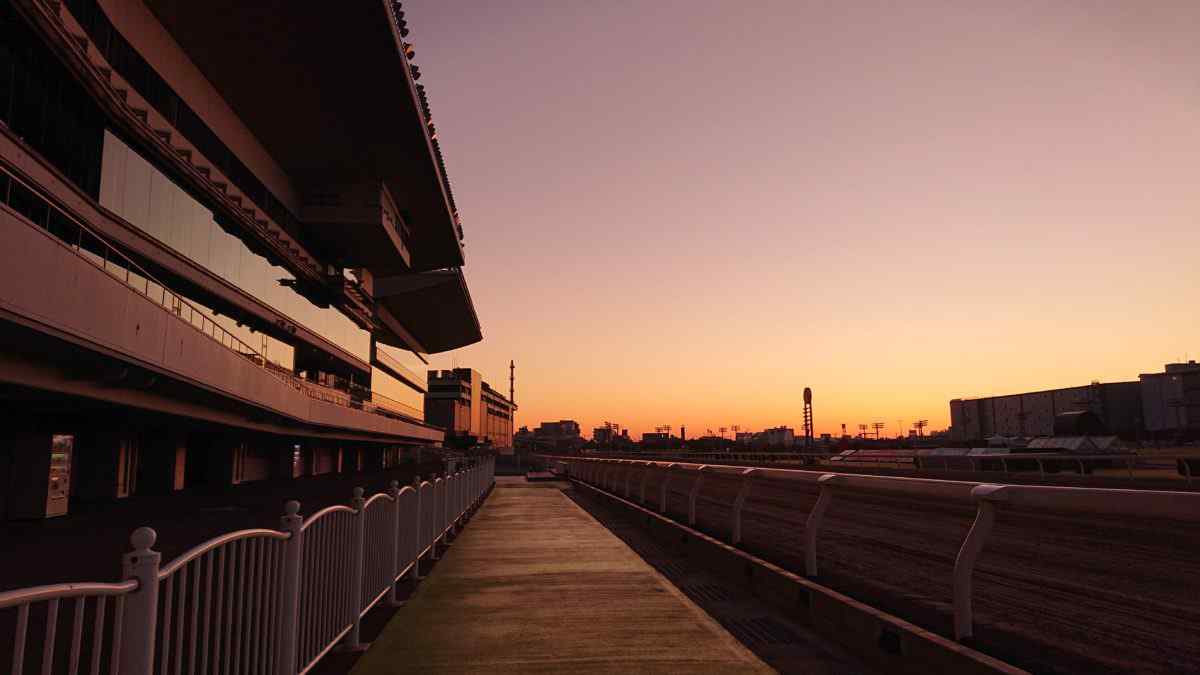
[424,369,516,453]
[533,421,582,451]
[0,0,480,518]
[1140,361,1200,438]
[950,381,1142,442]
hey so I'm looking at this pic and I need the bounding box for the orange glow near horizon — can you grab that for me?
[406,1,1200,439]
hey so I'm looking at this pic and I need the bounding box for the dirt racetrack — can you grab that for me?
[622,467,1200,674]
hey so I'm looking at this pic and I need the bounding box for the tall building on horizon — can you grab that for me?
[424,369,517,453]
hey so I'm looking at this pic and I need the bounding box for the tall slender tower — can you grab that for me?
[802,387,814,449]
[509,360,516,451]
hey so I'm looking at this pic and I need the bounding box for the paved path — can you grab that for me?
[353,478,772,674]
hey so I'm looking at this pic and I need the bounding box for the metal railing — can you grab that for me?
[584,448,1200,484]
[556,456,1200,642]
[0,161,425,427]
[0,457,494,674]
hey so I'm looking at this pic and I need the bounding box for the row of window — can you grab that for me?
[99,130,371,363]
[62,0,304,243]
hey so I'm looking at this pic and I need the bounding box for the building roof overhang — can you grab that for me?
[374,269,482,354]
[142,0,464,274]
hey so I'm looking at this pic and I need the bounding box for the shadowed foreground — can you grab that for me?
[352,478,771,674]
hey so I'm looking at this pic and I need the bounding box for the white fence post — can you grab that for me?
[431,478,442,560]
[804,474,842,577]
[119,527,161,675]
[413,475,426,579]
[344,487,367,651]
[388,481,405,607]
[639,463,651,503]
[623,462,634,498]
[659,464,676,513]
[278,501,303,675]
[730,468,757,545]
[953,484,1006,640]
[688,466,708,526]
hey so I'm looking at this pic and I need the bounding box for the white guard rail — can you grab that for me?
[0,457,494,675]
[583,449,1200,484]
[557,456,1200,642]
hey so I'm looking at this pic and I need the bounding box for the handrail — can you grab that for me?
[1,160,273,366]
[362,491,397,509]
[300,504,357,532]
[0,580,139,608]
[157,527,291,579]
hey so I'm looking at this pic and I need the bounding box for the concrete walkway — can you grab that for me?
[352,478,772,674]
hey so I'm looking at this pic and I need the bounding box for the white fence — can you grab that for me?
[0,457,494,675]
[583,449,1200,484]
[558,456,1200,641]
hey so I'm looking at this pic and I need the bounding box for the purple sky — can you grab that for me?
[412,1,1200,436]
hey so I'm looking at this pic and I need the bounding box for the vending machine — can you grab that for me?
[46,434,73,517]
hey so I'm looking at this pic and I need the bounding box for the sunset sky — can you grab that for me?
[412,1,1200,438]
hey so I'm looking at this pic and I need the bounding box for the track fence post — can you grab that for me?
[953,484,1007,641]
[278,501,303,675]
[688,466,708,526]
[731,468,757,545]
[639,463,651,504]
[804,474,843,577]
[660,464,676,513]
[119,527,161,675]
[344,487,367,651]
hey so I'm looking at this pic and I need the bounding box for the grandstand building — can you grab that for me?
[949,381,1142,442]
[0,0,481,519]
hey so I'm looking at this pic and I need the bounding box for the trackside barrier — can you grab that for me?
[557,456,1200,642]
[0,456,494,675]
[576,450,1199,484]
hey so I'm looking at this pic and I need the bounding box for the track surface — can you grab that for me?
[605,469,1200,674]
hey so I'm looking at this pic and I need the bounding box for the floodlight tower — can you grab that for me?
[802,387,814,449]
[914,420,929,438]
[872,421,885,439]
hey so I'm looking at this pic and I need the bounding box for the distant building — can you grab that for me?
[950,381,1142,442]
[593,424,621,444]
[425,369,516,453]
[1140,361,1200,438]
[641,432,671,443]
[763,427,796,448]
[529,420,582,452]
